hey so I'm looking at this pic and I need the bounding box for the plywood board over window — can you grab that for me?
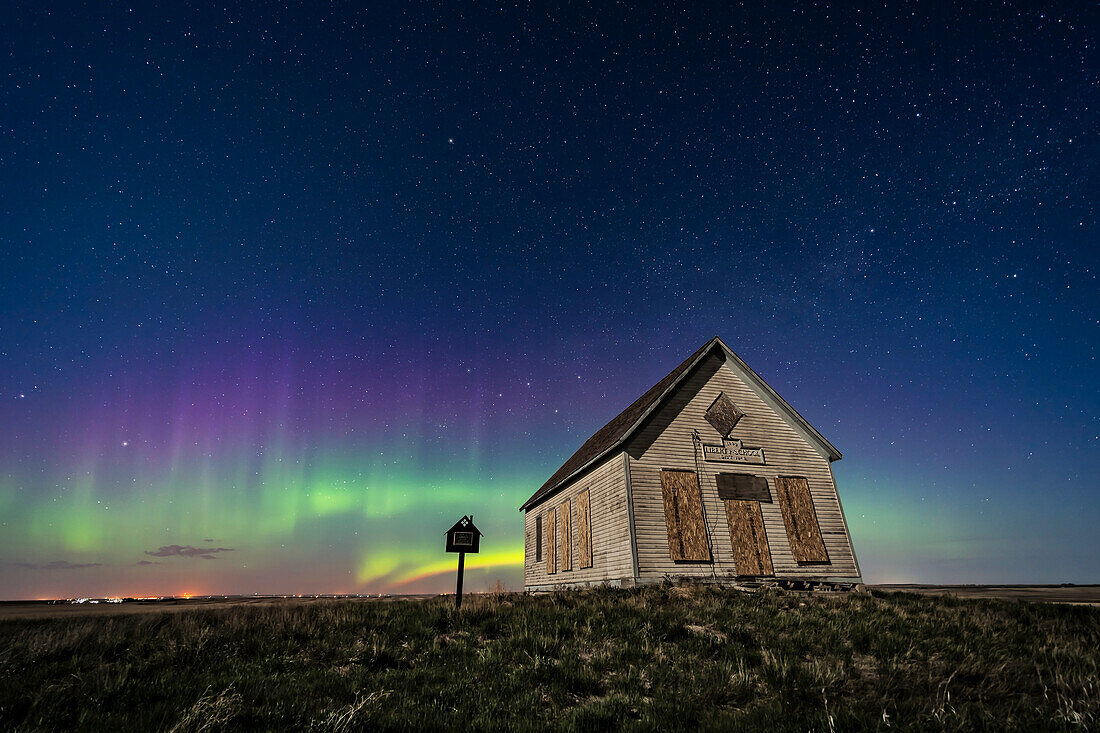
[559,498,572,571]
[535,515,543,562]
[660,470,711,562]
[576,489,592,569]
[545,508,557,574]
[776,476,829,563]
[716,473,771,503]
[705,392,744,438]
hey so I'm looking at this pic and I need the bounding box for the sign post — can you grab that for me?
[455,551,465,609]
[444,515,482,610]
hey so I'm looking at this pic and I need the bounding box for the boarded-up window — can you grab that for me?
[716,473,771,503]
[775,476,829,563]
[535,515,543,562]
[724,499,774,576]
[705,392,744,438]
[559,499,572,571]
[660,470,711,562]
[545,507,557,574]
[577,489,592,569]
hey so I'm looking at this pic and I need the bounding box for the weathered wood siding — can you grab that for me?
[624,351,861,582]
[524,453,633,589]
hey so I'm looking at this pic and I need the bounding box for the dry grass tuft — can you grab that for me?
[685,623,727,643]
[317,690,391,732]
[168,685,240,733]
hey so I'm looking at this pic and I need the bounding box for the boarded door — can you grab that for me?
[576,489,592,569]
[559,498,572,571]
[723,500,774,576]
[660,470,711,562]
[545,507,557,574]
[775,476,829,563]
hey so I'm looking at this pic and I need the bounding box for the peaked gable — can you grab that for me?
[444,515,483,537]
[519,337,842,512]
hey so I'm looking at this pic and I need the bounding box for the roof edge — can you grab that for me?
[519,338,723,512]
[713,339,843,462]
[518,449,622,513]
[519,336,843,512]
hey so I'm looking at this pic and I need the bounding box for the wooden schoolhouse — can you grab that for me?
[520,337,862,590]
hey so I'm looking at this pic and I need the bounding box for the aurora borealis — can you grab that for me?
[2,3,1096,599]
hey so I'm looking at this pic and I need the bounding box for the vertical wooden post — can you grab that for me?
[455,551,465,609]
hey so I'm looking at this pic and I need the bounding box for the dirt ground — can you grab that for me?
[872,584,1100,606]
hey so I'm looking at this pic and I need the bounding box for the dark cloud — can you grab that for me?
[13,560,102,570]
[135,560,160,566]
[144,545,234,560]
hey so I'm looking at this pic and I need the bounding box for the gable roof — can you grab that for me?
[519,336,842,512]
[444,515,483,537]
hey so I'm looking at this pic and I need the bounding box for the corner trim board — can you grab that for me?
[827,460,863,580]
[623,452,640,584]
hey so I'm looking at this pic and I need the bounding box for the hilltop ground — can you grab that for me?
[1,584,1096,730]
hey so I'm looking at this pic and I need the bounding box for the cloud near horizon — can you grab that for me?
[13,560,103,571]
[144,545,235,560]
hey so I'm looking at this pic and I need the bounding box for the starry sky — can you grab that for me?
[1,2,1096,599]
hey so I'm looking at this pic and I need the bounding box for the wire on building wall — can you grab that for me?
[691,429,720,580]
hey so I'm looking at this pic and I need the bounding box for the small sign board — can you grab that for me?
[701,438,766,465]
[445,515,482,554]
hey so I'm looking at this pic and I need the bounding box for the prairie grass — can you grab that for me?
[0,584,1097,731]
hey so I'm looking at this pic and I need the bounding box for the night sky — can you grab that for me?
[2,2,1096,599]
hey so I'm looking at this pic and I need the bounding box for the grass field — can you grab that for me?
[1,584,1097,731]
